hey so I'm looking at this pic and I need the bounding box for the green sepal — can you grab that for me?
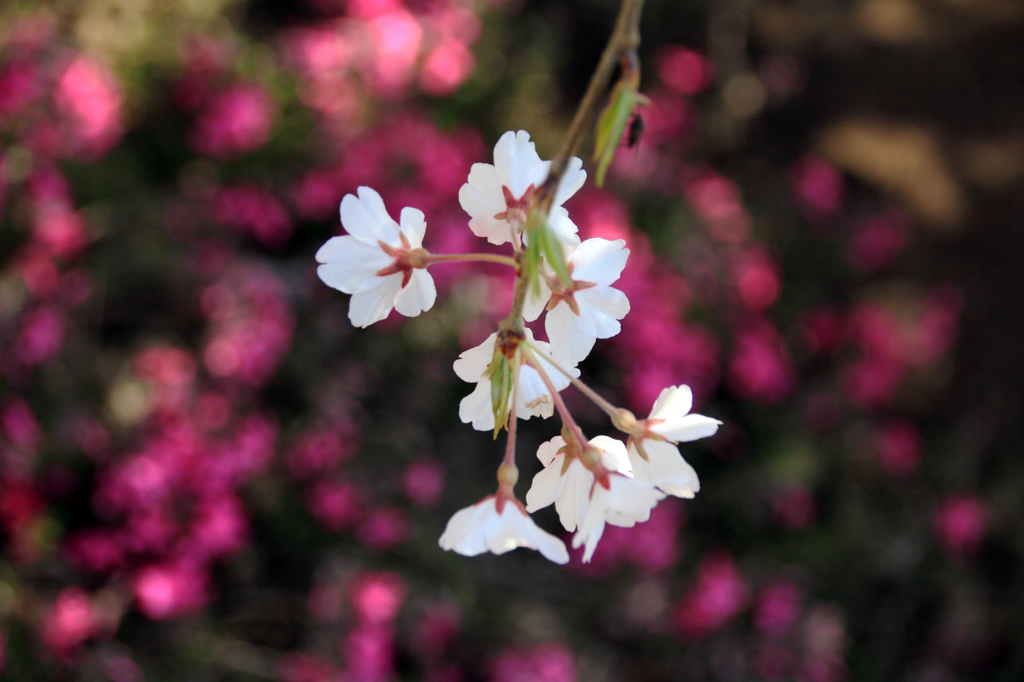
[537,218,571,288]
[593,78,647,187]
[486,350,513,439]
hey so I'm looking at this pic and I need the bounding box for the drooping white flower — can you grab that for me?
[316,186,436,327]
[438,495,569,564]
[525,435,632,533]
[453,329,578,432]
[628,385,721,498]
[458,130,586,249]
[572,473,665,563]
[544,238,631,366]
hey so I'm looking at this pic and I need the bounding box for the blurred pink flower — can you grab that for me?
[771,486,817,530]
[491,642,577,682]
[39,587,98,656]
[412,600,461,659]
[367,10,423,96]
[189,83,276,159]
[133,562,208,620]
[729,319,794,404]
[685,173,750,243]
[790,157,844,218]
[201,264,295,386]
[674,552,749,639]
[65,529,125,574]
[351,571,406,624]
[800,308,844,356]
[0,59,43,120]
[308,478,362,531]
[658,46,714,95]
[344,623,397,682]
[848,210,910,272]
[933,494,987,558]
[211,184,294,247]
[874,420,922,477]
[732,248,782,311]
[754,580,803,637]
[357,505,410,552]
[54,55,123,159]
[14,306,66,365]
[180,494,249,560]
[290,168,345,221]
[1,398,41,453]
[279,654,339,682]
[420,41,474,96]
[402,458,445,508]
[286,426,358,479]
[14,246,60,298]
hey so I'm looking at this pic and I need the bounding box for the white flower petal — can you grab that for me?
[315,236,393,294]
[522,274,552,323]
[554,459,595,532]
[651,414,723,443]
[570,238,629,287]
[399,206,426,247]
[453,333,498,383]
[545,207,582,252]
[438,500,493,555]
[572,474,664,562]
[439,497,568,564]
[393,269,436,317]
[536,436,566,467]
[554,156,587,207]
[340,187,401,246]
[348,275,403,327]
[525,454,565,514]
[494,130,550,198]
[458,379,495,431]
[629,440,700,498]
[546,304,598,367]
[649,385,693,422]
[590,435,633,475]
[576,286,629,338]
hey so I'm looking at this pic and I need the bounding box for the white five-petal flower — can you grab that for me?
[525,435,632,532]
[573,472,665,563]
[544,238,631,366]
[438,495,569,564]
[453,329,578,432]
[458,130,586,249]
[316,187,436,327]
[628,385,722,498]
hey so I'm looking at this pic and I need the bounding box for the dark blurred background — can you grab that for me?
[1,0,1022,680]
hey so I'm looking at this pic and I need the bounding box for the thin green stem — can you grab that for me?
[423,253,518,268]
[521,348,589,452]
[539,0,646,213]
[524,340,621,420]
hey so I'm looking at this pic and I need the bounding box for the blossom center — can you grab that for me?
[547,264,598,316]
[493,184,536,230]
[375,232,417,287]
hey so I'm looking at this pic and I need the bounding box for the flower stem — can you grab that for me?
[525,342,621,420]
[521,348,589,453]
[423,253,518,268]
[538,0,646,213]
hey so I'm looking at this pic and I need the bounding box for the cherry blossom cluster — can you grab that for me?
[317,130,722,563]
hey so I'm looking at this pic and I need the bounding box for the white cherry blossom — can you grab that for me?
[458,130,586,249]
[316,187,436,327]
[573,472,665,563]
[454,329,578,432]
[438,495,569,564]
[525,435,632,532]
[544,238,631,366]
[628,385,721,498]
